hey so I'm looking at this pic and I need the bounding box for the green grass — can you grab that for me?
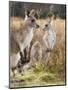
[10,47,65,88]
[10,60,65,88]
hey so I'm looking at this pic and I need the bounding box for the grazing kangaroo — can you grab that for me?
[10,10,39,77]
[42,17,56,52]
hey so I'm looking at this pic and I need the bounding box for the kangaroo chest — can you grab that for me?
[43,29,56,48]
[47,30,55,41]
[24,29,33,46]
[20,28,33,50]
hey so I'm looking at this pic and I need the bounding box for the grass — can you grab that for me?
[10,60,65,88]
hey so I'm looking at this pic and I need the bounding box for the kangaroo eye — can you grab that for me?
[31,19,35,22]
[45,24,48,27]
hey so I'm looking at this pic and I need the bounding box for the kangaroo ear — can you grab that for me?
[29,9,35,16]
[25,10,30,17]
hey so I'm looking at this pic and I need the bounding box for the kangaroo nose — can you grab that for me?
[37,24,39,28]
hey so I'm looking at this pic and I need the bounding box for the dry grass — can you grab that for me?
[10,17,66,88]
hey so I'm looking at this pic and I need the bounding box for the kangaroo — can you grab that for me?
[42,17,56,52]
[31,41,42,63]
[10,10,39,77]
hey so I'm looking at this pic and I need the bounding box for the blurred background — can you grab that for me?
[9,1,66,19]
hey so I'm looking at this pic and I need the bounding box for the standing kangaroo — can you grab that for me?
[41,17,56,66]
[10,10,39,77]
[42,17,56,51]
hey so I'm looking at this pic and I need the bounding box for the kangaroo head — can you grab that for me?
[42,23,50,31]
[42,15,54,31]
[42,17,53,31]
[24,9,39,29]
